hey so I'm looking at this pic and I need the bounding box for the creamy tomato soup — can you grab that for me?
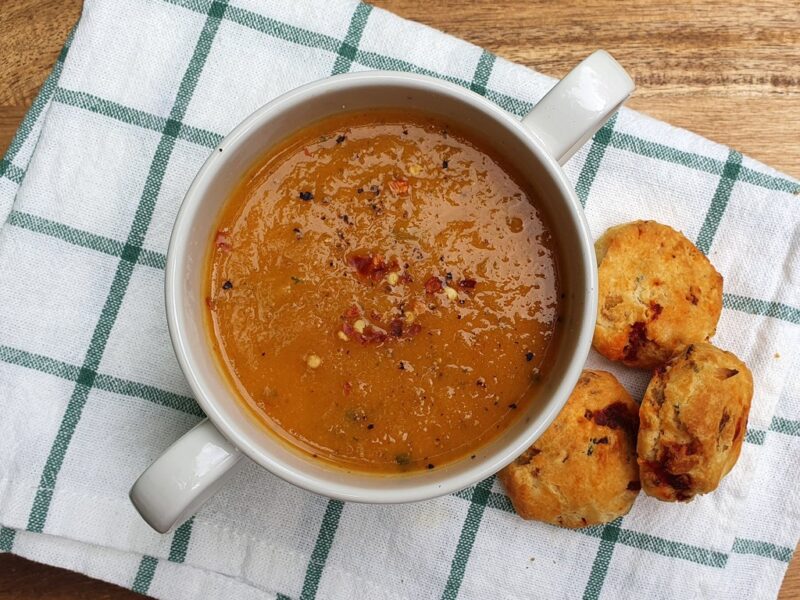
[206,110,561,474]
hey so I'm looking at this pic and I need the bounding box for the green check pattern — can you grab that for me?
[0,1,798,599]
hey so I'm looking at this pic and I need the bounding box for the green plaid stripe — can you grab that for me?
[23,0,226,536]
[0,344,201,416]
[441,476,495,600]
[770,416,800,437]
[52,88,222,149]
[169,517,195,562]
[697,150,742,255]
[300,500,344,600]
[0,526,15,552]
[131,555,159,594]
[7,210,167,269]
[575,113,617,207]
[469,50,495,96]
[331,3,373,75]
[723,293,800,325]
[583,518,621,600]
[130,520,196,597]
[1,163,25,185]
[732,538,794,563]
[746,429,767,445]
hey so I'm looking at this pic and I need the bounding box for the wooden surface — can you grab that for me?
[0,0,798,598]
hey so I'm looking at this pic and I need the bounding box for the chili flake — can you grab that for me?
[424,276,443,294]
[388,179,410,195]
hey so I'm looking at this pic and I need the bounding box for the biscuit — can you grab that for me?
[593,220,723,369]
[638,343,753,502]
[500,370,640,528]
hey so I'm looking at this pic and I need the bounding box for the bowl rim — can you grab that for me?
[165,70,598,503]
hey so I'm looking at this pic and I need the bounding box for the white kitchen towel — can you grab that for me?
[1,1,798,599]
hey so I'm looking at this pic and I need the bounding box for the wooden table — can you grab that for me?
[0,0,797,598]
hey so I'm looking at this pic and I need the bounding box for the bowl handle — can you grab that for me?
[522,50,634,166]
[129,419,244,533]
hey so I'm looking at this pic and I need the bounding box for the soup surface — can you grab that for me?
[206,110,561,473]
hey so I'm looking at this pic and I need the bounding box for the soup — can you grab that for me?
[206,110,561,474]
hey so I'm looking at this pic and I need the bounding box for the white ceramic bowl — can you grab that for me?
[130,51,633,533]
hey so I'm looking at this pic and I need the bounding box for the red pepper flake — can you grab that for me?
[406,323,422,337]
[303,147,313,157]
[424,276,443,294]
[343,381,352,395]
[388,179,410,195]
[400,272,414,284]
[347,253,398,282]
[360,325,387,345]
[458,278,477,291]
[215,230,231,251]
[343,304,361,320]
[389,319,404,337]
[205,296,215,310]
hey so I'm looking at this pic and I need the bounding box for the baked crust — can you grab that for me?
[500,370,640,528]
[638,343,753,502]
[593,220,723,369]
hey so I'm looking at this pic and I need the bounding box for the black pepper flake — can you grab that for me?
[367,423,374,430]
[445,272,453,281]
[222,280,233,290]
[442,159,449,169]
[525,352,534,362]
[370,185,381,196]
[508,403,518,409]
[299,191,314,201]
[261,352,265,356]
[427,464,435,470]
[470,454,476,460]
[336,134,346,143]
[402,129,408,135]
[398,361,406,370]
[357,187,364,194]
[341,214,350,224]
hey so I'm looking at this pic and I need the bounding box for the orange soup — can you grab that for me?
[206,110,561,473]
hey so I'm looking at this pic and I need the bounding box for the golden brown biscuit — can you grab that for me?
[638,343,753,502]
[593,220,723,369]
[500,370,640,528]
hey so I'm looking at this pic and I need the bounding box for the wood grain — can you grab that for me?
[0,0,798,598]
